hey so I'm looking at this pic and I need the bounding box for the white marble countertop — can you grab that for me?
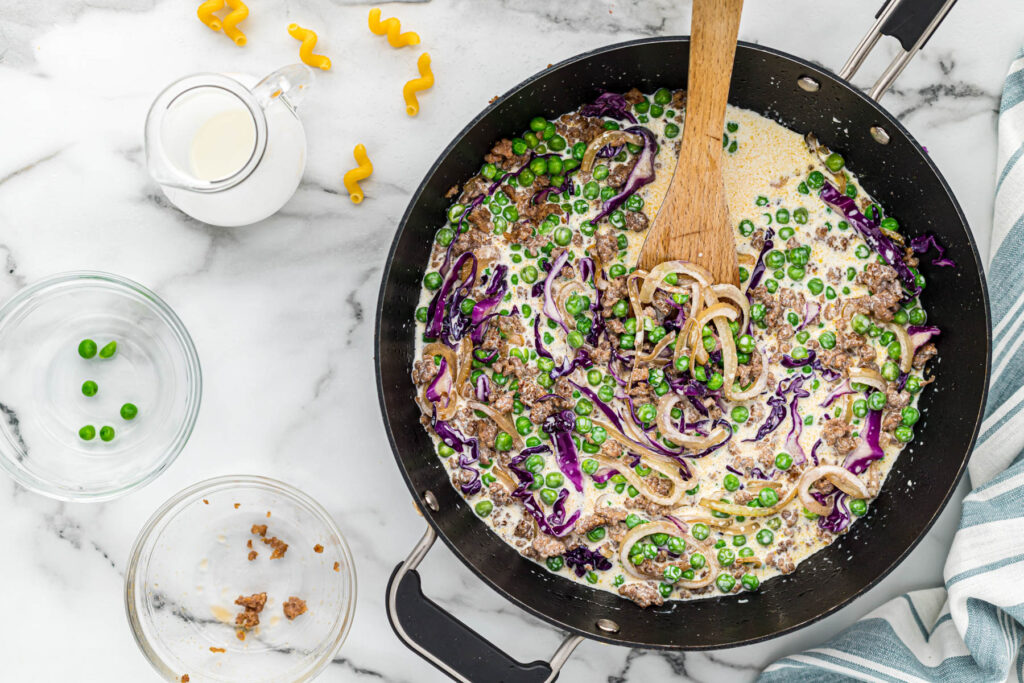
[0,1,1017,680]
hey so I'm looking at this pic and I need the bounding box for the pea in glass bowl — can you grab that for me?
[125,476,357,683]
[0,271,201,500]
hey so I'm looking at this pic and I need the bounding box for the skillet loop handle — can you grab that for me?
[839,0,959,102]
[386,525,583,683]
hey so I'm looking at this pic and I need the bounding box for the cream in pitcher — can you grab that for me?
[145,65,313,227]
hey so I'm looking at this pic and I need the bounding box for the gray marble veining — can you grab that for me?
[0,0,1019,680]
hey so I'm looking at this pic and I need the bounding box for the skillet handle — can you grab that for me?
[386,524,584,683]
[838,0,959,101]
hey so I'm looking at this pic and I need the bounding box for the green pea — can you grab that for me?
[733,534,746,547]
[825,152,845,172]
[894,425,914,443]
[723,474,740,491]
[806,170,825,189]
[598,385,615,403]
[636,403,657,425]
[514,416,532,437]
[665,536,686,555]
[787,265,805,281]
[99,425,115,442]
[609,210,626,229]
[424,272,443,290]
[415,307,429,323]
[881,361,900,382]
[663,565,683,584]
[756,528,774,546]
[592,164,609,181]
[766,250,785,270]
[717,548,736,566]
[653,88,672,105]
[78,339,98,358]
[475,500,494,517]
[575,398,594,416]
[886,340,902,361]
[581,459,600,477]
[521,265,539,284]
[905,376,922,393]
[749,303,766,322]
[775,452,792,470]
[692,523,710,541]
[846,499,868,518]
[855,244,871,259]
[79,425,96,441]
[851,313,871,335]
[539,488,559,506]
[776,208,790,224]
[807,278,824,295]
[730,406,749,423]
[625,194,644,212]
[81,380,98,397]
[481,163,498,180]
[791,346,809,361]
[706,372,723,391]
[819,331,836,350]
[120,403,138,420]
[549,135,567,152]
[619,333,635,350]
[759,488,779,507]
[852,399,868,418]
[908,307,927,325]
[736,334,755,354]
[495,432,514,451]
[740,573,759,591]
[546,556,564,571]
[575,416,593,434]
[438,444,455,458]
[665,122,680,138]
[902,406,920,426]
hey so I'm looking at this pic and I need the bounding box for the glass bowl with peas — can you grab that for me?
[125,476,356,683]
[0,272,201,500]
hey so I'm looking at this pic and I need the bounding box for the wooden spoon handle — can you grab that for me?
[685,0,743,157]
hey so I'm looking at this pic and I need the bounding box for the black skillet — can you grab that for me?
[376,0,989,680]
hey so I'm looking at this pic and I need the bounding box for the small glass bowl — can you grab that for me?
[125,476,357,682]
[0,271,201,500]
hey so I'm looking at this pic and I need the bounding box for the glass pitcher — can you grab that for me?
[145,64,314,227]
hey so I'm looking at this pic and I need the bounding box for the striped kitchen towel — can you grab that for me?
[759,49,1024,683]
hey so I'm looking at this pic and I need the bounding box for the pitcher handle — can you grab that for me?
[253,64,315,111]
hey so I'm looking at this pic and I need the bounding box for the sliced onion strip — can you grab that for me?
[885,322,914,373]
[617,520,681,579]
[655,394,728,449]
[580,129,643,173]
[699,485,798,517]
[593,453,684,507]
[467,401,524,450]
[848,367,887,394]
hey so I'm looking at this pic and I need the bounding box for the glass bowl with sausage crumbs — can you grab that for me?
[125,475,357,683]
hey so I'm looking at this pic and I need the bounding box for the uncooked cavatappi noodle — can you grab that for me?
[410,88,950,606]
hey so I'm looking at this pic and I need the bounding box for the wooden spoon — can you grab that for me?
[637,0,744,285]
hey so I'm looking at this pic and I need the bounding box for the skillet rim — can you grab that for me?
[374,35,991,650]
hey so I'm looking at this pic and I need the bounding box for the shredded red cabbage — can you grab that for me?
[563,545,613,577]
[425,357,452,405]
[818,491,851,533]
[508,445,580,537]
[819,183,919,295]
[591,126,658,223]
[810,438,822,466]
[542,410,583,493]
[843,408,883,474]
[469,265,509,344]
[431,412,482,495]
[908,325,940,351]
[819,379,855,407]
[744,376,806,443]
[475,374,490,402]
[542,250,571,331]
[592,467,620,484]
[579,92,638,124]
[746,227,775,297]
[425,252,477,345]
[909,233,956,268]
[785,382,810,466]
[551,348,593,379]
